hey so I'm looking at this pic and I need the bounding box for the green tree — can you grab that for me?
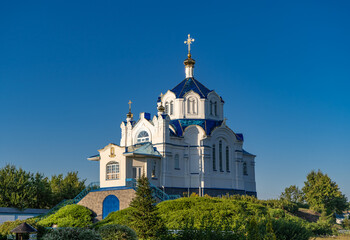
[0,164,34,209]
[129,175,166,239]
[50,172,85,205]
[302,170,347,215]
[30,173,52,209]
[280,185,305,204]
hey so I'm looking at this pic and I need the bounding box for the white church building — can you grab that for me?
[87,35,256,200]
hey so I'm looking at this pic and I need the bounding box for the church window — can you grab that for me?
[137,131,150,143]
[152,160,156,178]
[219,140,223,171]
[212,144,216,171]
[170,101,174,115]
[174,154,180,169]
[226,146,229,172]
[106,162,119,180]
[165,102,169,114]
[243,162,248,175]
[187,99,191,113]
[210,101,213,115]
[214,102,218,116]
[187,98,197,114]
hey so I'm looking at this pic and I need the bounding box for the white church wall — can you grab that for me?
[99,144,126,188]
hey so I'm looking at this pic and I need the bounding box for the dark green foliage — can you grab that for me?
[307,221,333,236]
[0,164,85,209]
[0,165,36,209]
[92,208,135,229]
[38,204,93,228]
[272,218,312,240]
[303,170,348,215]
[280,185,305,204]
[98,224,137,240]
[42,227,101,240]
[342,217,350,230]
[31,173,52,209]
[129,175,166,239]
[49,171,86,206]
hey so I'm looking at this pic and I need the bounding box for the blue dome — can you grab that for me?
[171,77,212,98]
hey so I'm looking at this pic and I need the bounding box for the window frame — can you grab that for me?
[106,161,120,180]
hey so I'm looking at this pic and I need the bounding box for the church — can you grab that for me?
[81,35,256,219]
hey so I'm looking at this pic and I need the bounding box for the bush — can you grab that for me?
[164,228,240,240]
[42,227,101,240]
[38,204,93,228]
[92,208,135,229]
[272,218,311,240]
[98,224,137,240]
[342,217,350,230]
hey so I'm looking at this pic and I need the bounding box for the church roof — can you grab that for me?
[124,142,162,158]
[170,119,223,137]
[170,119,244,141]
[171,77,212,98]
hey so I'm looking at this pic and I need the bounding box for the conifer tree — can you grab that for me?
[129,175,166,239]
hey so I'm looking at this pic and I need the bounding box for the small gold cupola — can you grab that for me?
[184,34,195,78]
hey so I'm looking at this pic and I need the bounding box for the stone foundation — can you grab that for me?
[78,188,136,220]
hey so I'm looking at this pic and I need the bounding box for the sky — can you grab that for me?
[0,0,349,200]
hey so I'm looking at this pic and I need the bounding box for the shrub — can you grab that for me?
[272,218,311,240]
[38,204,93,228]
[98,224,137,240]
[163,228,241,240]
[93,208,135,229]
[42,227,101,240]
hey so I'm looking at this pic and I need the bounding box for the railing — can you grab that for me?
[72,181,100,204]
[126,178,181,202]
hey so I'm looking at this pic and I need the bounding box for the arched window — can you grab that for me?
[212,144,216,171]
[165,102,169,114]
[243,162,248,175]
[174,154,180,169]
[219,140,223,171]
[106,162,119,180]
[187,97,197,114]
[226,146,229,172]
[170,101,174,115]
[210,101,213,115]
[187,99,191,113]
[152,160,156,178]
[137,131,149,143]
[214,102,218,116]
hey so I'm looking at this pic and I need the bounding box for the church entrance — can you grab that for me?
[102,195,119,219]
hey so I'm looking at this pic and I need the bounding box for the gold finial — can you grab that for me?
[184,34,195,57]
[127,100,133,118]
[128,100,132,112]
[158,94,165,113]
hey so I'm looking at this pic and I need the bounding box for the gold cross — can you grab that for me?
[184,34,195,54]
[128,100,132,112]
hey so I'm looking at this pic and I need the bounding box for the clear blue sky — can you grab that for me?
[1,1,349,200]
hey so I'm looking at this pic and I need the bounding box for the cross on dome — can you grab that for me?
[184,34,195,56]
[128,100,132,112]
